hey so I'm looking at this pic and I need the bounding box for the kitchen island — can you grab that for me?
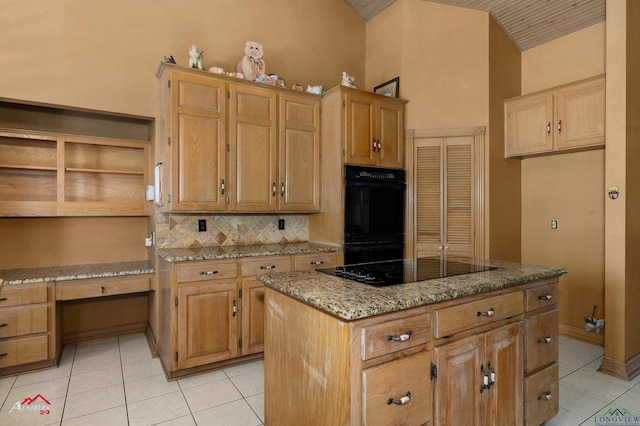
[258,257,566,426]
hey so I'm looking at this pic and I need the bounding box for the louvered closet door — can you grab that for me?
[415,137,474,258]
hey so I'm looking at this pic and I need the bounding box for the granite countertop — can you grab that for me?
[156,242,340,262]
[257,258,567,321]
[0,260,154,286]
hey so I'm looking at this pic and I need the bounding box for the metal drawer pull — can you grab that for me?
[538,391,552,401]
[200,271,219,275]
[538,294,553,301]
[0,353,7,358]
[387,390,412,405]
[0,323,7,327]
[477,308,495,317]
[387,330,412,342]
[538,336,552,344]
[260,265,276,270]
[310,261,324,265]
[0,297,6,301]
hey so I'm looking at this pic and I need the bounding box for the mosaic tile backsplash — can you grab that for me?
[155,214,309,249]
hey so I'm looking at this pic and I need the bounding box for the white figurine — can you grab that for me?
[306,85,324,95]
[341,72,355,88]
[188,45,204,70]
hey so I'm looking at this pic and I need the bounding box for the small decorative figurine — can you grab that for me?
[237,41,266,81]
[188,45,205,70]
[164,55,176,64]
[292,84,303,91]
[208,66,224,74]
[306,85,324,95]
[341,72,355,88]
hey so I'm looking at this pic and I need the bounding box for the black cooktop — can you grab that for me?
[317,257,497,287]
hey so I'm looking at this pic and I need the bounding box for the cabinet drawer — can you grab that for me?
[525,309,559,373]
[57,276,151,301]
[362,351,431,426]
[525,363,559,426]
[525,281,559,312]
[0,306,47,338]
[0,335,49,368]
[0,285,48,307]
[241,256,291,277]
[177,261,237,283]
[434,292,523,338]
[361,313,430,361]
[294,253,337,271]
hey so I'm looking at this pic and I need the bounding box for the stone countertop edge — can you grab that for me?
[257,259,567,321]
[0,260,154,286]
[156,242,341,262]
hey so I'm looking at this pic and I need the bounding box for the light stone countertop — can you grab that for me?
[257,258,567,321]
[0,260,154,286]
[156,242,340,262]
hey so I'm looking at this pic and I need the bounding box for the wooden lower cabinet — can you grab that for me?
[176,281,238,370]
[240,280,265,356]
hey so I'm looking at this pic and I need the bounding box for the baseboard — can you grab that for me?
[145,325,159,357]
[599,352,640,381]
[559,323,604,346]
[62,322,148,345]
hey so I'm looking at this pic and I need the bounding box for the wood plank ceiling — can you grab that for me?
[342,0,605,51]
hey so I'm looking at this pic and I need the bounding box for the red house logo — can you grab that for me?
[9,393,51,415]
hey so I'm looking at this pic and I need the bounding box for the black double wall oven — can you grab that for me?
[344,165,406,265]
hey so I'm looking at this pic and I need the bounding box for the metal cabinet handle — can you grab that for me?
[233,300,237,317]
[488,360,496,386]
[0,297,7,301]
[480,364,489,393]
[387,390,412,405]
[0,323,7,327]
[547,122,551,136]
[386,330,412,342]
[438,245,443,250]
[310,261,324,265]
[272,182,276,197]
[260,265,276,270]
[558,120,562,134]
[372,139,377,151]
[0,353,7,358]
[221,178,225,195]
[538,294,552,301]
[538,391,552,401]
[281,182,285,197]
[538,336,552,344]
[377,140,381,152]
[477,308,495,317]
[200,271,218,275]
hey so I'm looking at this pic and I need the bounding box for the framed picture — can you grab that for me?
[374,77,400,98]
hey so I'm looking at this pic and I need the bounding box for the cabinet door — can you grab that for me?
[505,93,554,157]
[344,91,376,166]
[444,137,474,257]
[377,98,404,169]
[177,282,238,369]
[434,334,485,426]
[278,94,321,211]
[555,77,605,151]
[228,84,277,211]
[485,322,524,426]
[171,72,226,211]
[415,139,443,257]
[240,280,265,355]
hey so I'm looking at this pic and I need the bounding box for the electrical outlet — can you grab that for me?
[278,219,285,230]
[198,219,206,232]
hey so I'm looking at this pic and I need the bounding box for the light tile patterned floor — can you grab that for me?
[0,334,638,425]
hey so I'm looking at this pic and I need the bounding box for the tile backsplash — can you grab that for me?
[155,214,309,249]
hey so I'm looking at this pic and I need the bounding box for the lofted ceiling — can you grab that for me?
[343,0,606,51]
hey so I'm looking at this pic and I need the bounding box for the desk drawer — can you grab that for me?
[525,309,559,373]
[525,363,559,426]
[525,281,559,312]
[0,286,48,307]
[241,256,291,277]
[177,261,237,283]
[57,276,151,301]
[434,292,523,338]
[361,313,430,361]
[294,253,337,271]
[0,306,47,338]
[0,335,49,368]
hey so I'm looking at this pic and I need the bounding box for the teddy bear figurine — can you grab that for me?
[237,41,266,81]
[188,45,204,70]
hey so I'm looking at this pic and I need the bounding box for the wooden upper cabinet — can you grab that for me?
[505,75,605,158]
[278,93,321,211]
[344,89,406,169]
[228,84,278,211]
[170,71,226,211]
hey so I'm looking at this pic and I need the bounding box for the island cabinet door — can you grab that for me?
[176,282,238,370]
[434,334,486,426]
[362,350,431,426]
